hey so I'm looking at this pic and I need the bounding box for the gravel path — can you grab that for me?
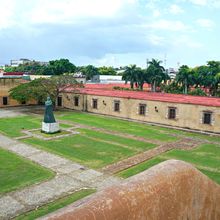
[101,138,202,174]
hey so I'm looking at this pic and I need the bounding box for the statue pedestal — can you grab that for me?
[42,122,60,133]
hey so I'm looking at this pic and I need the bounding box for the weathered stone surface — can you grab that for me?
[43,160,220,220]
[0,196,25,220]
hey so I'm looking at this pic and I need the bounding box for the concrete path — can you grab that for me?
[0,134,120,220]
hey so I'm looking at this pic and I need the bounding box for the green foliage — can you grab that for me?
[9,75,83,106]
[48,59,76,75]
[160,82,183,94]
[122,64,146,90]
[188,88,207,96]
[0,148,54,194]
[80,65,99,80]
[15,189,96,220]
[98,66,117,75]
[4,66,16,72]
[9,83,32,103]
[175,65,194,94]
[146,59,168,92]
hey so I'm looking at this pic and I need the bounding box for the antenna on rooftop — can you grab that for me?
[146,59,149,68]
[164,54,167,69]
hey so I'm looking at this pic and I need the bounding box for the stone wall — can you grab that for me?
[43,160,220,220]
[61,92,220,133]
[0,78,36,107]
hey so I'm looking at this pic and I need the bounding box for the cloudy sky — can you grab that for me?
[0,0,219,68]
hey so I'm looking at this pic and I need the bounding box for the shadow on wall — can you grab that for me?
[42,160,220,220]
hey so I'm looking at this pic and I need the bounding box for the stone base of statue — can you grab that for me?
[42,122,60,134]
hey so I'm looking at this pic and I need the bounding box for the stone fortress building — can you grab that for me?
[60,84,220,133]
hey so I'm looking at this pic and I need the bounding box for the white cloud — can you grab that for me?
[0,0,136,27]
[173,35,203,48]
[0,0,16,29]
[196,18,215,29]
[148,34,164,45]
[153,9,161,17]
[146,19,190,32]
[169,4,184,14]
[189,0,220,7]
[29,0,131,24]
[189,0,208,6]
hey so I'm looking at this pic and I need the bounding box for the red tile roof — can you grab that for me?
[84,83,150,90]
[64,84,220,107]
[3,72,24,76]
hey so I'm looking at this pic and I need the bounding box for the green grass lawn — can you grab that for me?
[117,144,220,184]
[79,128,156,151]
[118,157,166,178]
[56,112,178,142]
[15,189,96,220]
[0,116,41,137]
[0,148,54,194]
[23,130,156,169]
[0,115,72,137]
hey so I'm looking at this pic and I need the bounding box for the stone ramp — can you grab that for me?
[42,160,220,220]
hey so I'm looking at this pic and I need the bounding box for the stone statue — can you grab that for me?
[43,97,56,123]
[42,96,60,133]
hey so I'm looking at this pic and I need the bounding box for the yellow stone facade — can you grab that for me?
[0,78,36,107]
[61,92,220,133]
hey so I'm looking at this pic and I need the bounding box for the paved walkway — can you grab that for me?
[0,134,120,220]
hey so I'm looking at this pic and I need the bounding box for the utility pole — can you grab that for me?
[146,59,149,68]
[164,54,167,69]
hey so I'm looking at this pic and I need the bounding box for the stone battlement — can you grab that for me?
[42,160,220,220]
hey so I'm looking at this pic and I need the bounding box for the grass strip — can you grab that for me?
[0,148,54,194]
[15,188,96,220]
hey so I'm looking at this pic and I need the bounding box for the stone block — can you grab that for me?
[42,122,60,133]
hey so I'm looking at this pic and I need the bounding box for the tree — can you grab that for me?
[48,59,76,75]
[122,65,138,89]
[10,75,83,107]
[135,68,146,90]
[146,59,166,92]
[175,65,194,94]
[192,65,208,88]
[81,65,99,80]
[206,61,220,96]
[98,66,117,75]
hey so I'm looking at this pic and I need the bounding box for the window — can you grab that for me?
[92,99,98,109]
[139,104,146,115]
[114,101,120,112]
[168,107,176,119]
[203,112,212,125]
[3,97,8,105]
[57,96,62,107]
[74,96,79,106]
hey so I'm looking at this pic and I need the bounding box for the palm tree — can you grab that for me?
[207,61,220,96]
[146,59,165,92]
[122,65,138,89]
[176,65,193,94]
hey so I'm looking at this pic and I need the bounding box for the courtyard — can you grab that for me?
[0,106,219,219]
